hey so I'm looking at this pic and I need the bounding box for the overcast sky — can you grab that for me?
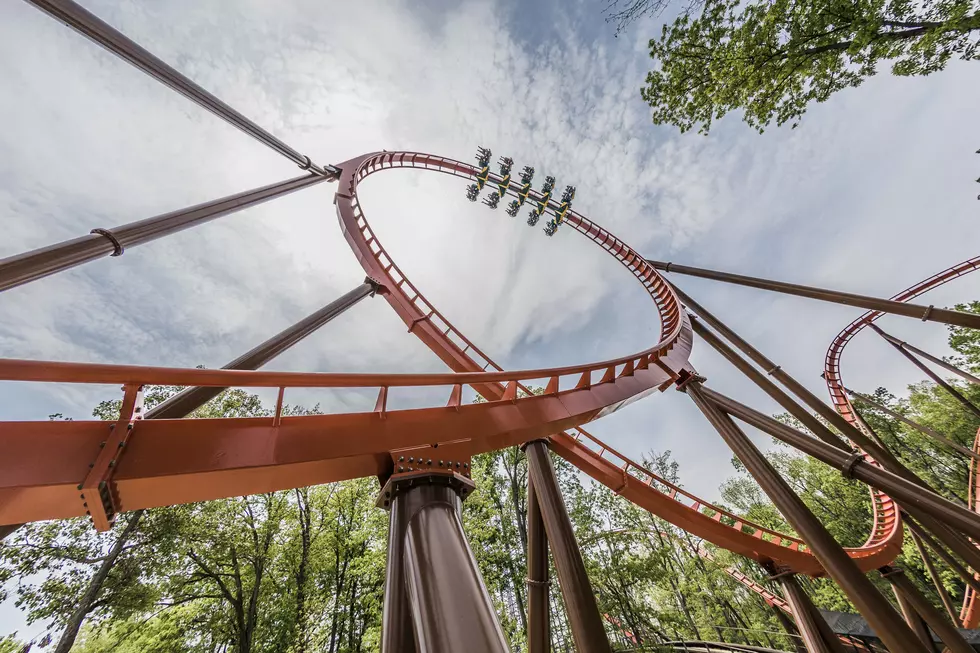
[1,0,979,638]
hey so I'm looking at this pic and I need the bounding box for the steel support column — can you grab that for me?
[891,582,940,653]
[150,279,380,418]
[385,473,509,653]
[525,440,611,652]
[0,173,328,293]
[381,485,417,653]
[24,0,337,176]
[870,324,980,420]
[882,566,973,653]
[526,471,551,653]
[908,528,960,625]
[845,387,980,462]
[871,328,980,387]
[773,570,845,653]
[905,515,980,595]
[772,605,808,653]
[701,387,980,541]
[686,382,922,653]
[647,259,980,329]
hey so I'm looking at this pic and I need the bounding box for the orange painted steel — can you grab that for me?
[0,149,973,584]
[960,426,980,629]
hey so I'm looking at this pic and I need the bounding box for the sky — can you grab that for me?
[0,0,979,639]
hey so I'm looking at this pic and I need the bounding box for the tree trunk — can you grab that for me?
[294,489,312,653]
[53,509,144,653]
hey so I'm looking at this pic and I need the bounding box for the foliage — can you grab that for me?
[3,306,980,650]
[642,0,980,133]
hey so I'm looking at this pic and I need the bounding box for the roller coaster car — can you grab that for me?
[543,219,558,236]
[519,166,535,184]
[561,185,576,203]
[497,156,514,177]
[506,200,521,217]
[483,192,500,209]
[465,184,480,202]
[475,146,492,168]
[527,204,545,226]
[541,175,556,194]
[474,166,490,191]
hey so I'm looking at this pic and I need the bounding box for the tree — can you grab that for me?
[642,0,980,134]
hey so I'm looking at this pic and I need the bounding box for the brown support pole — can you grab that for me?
[881,567,973,653]
[891,584,940,653]
[24,0,337,176]
[870,324,980,421]
[381,485,417,653]
[905,515,980,595]
[391,474,510,653]
[686,382,923,653]
[149,279,380,418]
[909,526,962,625]
[871,328,980,387]
[0,173,328,293]
[845,387,980,462]
[772,605,808,653]
[701,386,980,541]
[647,259,980,330]
[525,440,611,652]
[773,570,845,653]
[526,471,551,653]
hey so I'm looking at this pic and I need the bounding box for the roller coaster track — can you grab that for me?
[1,151,977,592]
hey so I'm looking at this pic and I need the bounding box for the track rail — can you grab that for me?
[331,151,921,575]
[0,150,972,583]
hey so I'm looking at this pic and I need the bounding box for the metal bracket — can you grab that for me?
[674,369,706,392]
[78,384,144,530]
[840,452,863,479]
[364,275,386,296]
[90,228,124,257]
[921,304,934,321]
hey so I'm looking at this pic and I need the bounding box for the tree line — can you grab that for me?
[1,302,978,652]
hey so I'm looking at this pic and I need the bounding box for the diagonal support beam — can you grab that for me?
[0,173,327,293]
[525,440,611,652]
[845,386,980,462]
[701,386,980,541]
[869,323,980,421]
[908,525,962,624]
[882,566,974,653]
[150,279,381,419]
[686,382,922,653]
[647,259,980,329]
[872,328,980,387]
[23,0,337,176]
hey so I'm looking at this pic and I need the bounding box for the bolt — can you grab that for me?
[82,502,87,508]
[455,462,460,468]
[118,441,124,448]
[99,481,106,490]
[408,467,414,472]
[88,463,94,468]
[127,424,133,430]
[409,457,414,463]
[427,459,432,465]
[463,463,469,468]
[99,441,106,448]
[439,460,444,466]
[399,466,405,472]
[399,456,405,462]
[76,483,83,490]
[108,461,115,468]
[79,493,85,499]
[109,424,115,430]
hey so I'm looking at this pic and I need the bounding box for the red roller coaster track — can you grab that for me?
[4,150,976,586]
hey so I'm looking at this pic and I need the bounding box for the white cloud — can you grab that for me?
[1,0,979,639]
